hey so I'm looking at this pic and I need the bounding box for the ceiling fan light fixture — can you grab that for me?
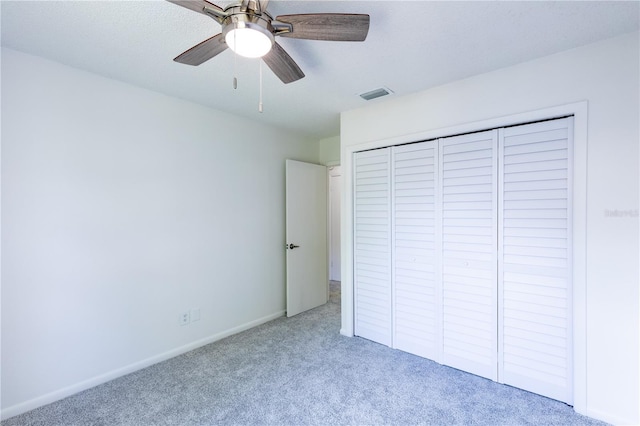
[224,23,274,58]
[169,0,371,84]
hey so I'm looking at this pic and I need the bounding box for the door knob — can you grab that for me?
[288,243,300,250]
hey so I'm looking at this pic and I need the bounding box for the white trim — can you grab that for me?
[586,408,632,426]
[434,140,443,363]
[341,101,588,414]
[567,116,576,406]
[497,127,506,383]
[570,105,588,417]
[0,310,285,421]
[327,167,331,290]
[327,165,341,286]
[390,148,396,349]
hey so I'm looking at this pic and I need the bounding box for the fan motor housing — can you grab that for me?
[224,5,274,28]
[222,7,275,44]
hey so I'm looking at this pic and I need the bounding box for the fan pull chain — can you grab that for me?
[233,30,238,89]
[258,60,263,113]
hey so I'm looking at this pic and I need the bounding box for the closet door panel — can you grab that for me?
[498,117,573,404]
[391,141,440,359]
[354,149,392,346]
[440,130,498,381]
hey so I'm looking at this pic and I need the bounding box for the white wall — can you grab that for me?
[340,32,639,425]
[1,48,318,418]
[319,135,340,165]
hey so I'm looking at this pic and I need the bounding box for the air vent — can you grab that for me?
[359,87,393,101]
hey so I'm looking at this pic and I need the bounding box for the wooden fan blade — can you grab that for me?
[166,0,223,16]
[262,42,305,84]
[174,33,228,66]
[275,14,370,41]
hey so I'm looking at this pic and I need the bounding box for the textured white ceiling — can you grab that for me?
[2,1,639,139]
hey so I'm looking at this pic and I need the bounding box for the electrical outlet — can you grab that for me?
[190,308,201,322]
[179,311,190,326]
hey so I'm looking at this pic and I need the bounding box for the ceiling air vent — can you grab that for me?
[359,87,393,101]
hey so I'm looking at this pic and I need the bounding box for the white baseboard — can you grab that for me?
[586,407,638,426]
[340,328,353,337]
[1,310,285,421]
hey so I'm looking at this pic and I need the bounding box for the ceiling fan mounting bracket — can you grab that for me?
[271,21,293,36]
[203,6,227,24]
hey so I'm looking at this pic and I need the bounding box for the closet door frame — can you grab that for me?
[341,101,588,415]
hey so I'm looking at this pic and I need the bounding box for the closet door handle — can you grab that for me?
[288,243,300,250]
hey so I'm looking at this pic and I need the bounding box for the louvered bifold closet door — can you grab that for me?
[498,117,573,404]
[440,130,498,381]
[354,148,392,346]
[392,141,440,360]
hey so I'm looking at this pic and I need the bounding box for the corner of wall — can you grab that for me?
[319,135,341,165]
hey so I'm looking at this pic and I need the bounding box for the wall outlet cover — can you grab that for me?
[190,308,201,322]
[179,311,190,326]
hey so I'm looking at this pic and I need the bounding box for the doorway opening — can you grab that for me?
[328,165,342,300]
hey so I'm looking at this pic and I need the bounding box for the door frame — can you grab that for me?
[327,163,341,283]
[340,101,588,415]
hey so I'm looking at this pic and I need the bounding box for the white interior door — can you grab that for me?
[329,166,342,281]
[353,148,392,346]
[392,141,441,360]
[440,130,498,381]
[286,159,328,317]
[498,117,573,404]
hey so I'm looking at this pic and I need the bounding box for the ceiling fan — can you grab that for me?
[167,0,370,84]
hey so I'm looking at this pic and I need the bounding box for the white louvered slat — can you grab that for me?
[440,130,498,381]
[354,148,392,346]
[392,141,440,360]
[498,117,573,404]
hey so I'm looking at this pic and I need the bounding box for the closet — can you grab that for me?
[353,117,573,404]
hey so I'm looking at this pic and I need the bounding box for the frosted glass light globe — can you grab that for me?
[225,27,273,58]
